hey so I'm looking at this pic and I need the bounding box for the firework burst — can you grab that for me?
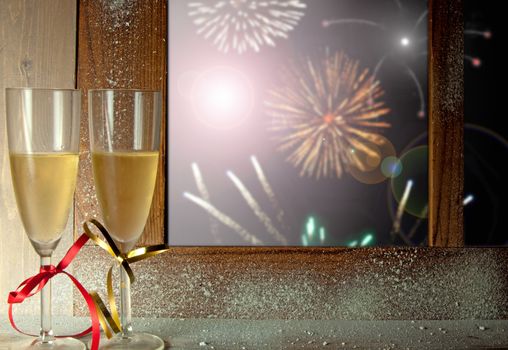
[323,8,428,118]
[266,50,391,179]
[186,156,289,245]
[465,28,492,68]
[187,0,307,54]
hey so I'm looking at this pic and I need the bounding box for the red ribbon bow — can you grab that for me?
[7,233,101,350]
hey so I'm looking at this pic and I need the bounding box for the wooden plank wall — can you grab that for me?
[75,0,167,245]
[0,0,77,316]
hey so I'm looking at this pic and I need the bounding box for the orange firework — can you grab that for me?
[266,50,391,179]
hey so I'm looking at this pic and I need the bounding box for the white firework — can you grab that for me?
[188,0,307,54]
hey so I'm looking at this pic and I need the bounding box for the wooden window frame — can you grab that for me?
[162,0,465,248]
[71,0,488,319]
[428,0,464,246]
[76,0,464,249]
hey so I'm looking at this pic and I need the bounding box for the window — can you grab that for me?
[168,0,432,247]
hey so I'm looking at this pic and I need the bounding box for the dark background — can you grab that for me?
[464,0,507,245]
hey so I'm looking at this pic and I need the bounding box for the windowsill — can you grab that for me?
[74,246,508,320]
[1,316,507,349]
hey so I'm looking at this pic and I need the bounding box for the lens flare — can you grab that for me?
[349,135,397,184]
[192,66,254,129]
[381,156,402,178]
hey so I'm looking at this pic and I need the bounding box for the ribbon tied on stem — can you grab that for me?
[7,219,169,349]
[7,232,101,350]
[82,219,169,339]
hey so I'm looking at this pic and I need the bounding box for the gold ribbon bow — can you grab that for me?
[83,219,169,338]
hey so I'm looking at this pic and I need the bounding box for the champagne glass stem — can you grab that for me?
[40,256,55,343]
[120,264,133,338]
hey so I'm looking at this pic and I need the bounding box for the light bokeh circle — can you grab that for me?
[381,156,403,178]
[348,135,397,184]
[191,66,254,129]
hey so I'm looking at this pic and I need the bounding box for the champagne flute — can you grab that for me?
[5,88,84,349]
[88,89,164,349]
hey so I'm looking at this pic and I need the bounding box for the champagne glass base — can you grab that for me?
[23,337,85,349]
[98,333,165,350]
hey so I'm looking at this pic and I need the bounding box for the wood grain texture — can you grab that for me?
[428,0,464,246]
[74,246,508,320]
[75,0,167,245]
[0,0,77,316]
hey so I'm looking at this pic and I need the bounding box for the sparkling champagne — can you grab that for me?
[92,151,159,249]
[9,153,78,243]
